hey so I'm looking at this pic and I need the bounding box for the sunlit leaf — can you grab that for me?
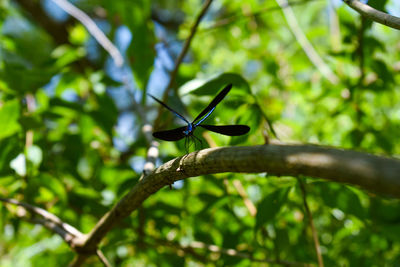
[0,100,20,140]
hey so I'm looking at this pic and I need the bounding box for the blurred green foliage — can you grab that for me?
[0,0,400,266]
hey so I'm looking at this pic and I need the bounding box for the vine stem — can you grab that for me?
[298,179,324,267]
[153,0,214,129]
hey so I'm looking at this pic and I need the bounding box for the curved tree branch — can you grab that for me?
[0,197,82,243]
[0,198,111,266]
[70,144,400,261]
[343,0,400,30]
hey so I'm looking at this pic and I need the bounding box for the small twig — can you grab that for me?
[351,17,366,128]
[255,101,280,140]
[328,0,341,52]
[25,94,36,148]
[298,179,324,267]
[96,249,111,267]
[232,179,257,217]
[276,0,339,85]
[149,237,310,266]
[28,217,76,243]
[162,0,213,98]
[343,0,400,31]
[149,238,208,262]
[356,17,366,87]
[51,0,124,67]
[205,0,321,31]
[153,0,214,129]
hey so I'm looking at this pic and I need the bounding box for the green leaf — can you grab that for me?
[0,136,21,175]
[371,59,394,86]
[275,228,290,252]
[88,93,118,137]
[0,60,56,93]
[318,183,366,219]
[180,72,251,97]
[370,197,400,223]
[367,0,388,12]
[238,104,261,133]
[0,100,21,140]
[107,1,155,89]
[347,128,365,147]
[379,223,400,242]
[255,188,290,229]
[26,173,67,203]
[0,17,59,93]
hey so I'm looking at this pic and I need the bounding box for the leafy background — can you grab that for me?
[0,0,400,266]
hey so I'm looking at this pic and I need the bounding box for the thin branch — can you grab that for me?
[298,179,324,267]
[51,0,124,67]
[356,17,366,87]
[353,17,366,126]
[70,144,400,258]
[148,238,209,262]
[163,0,213,97]
[153,0,214,129]
[233,179,257,217]
[149,237,310,266]
[96,249,111,267]
[143,0,213,176]
[25,94,36,148]
[27,217,76,244]
[276,0,339,85]
[205,0,322,31]
[255,101,280,140]
[328,0,341,52]
[157,0,322,57]
[343,0,400,31]
[0,197,82,243]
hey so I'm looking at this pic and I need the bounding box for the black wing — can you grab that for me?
[199,125,250,136]
[192,84,232,124]
[152,126,187,141]
[148,94,189,123]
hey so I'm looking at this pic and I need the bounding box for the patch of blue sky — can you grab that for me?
[113,111,138,152]
[41,0,69,22]
[61,89,79,102]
